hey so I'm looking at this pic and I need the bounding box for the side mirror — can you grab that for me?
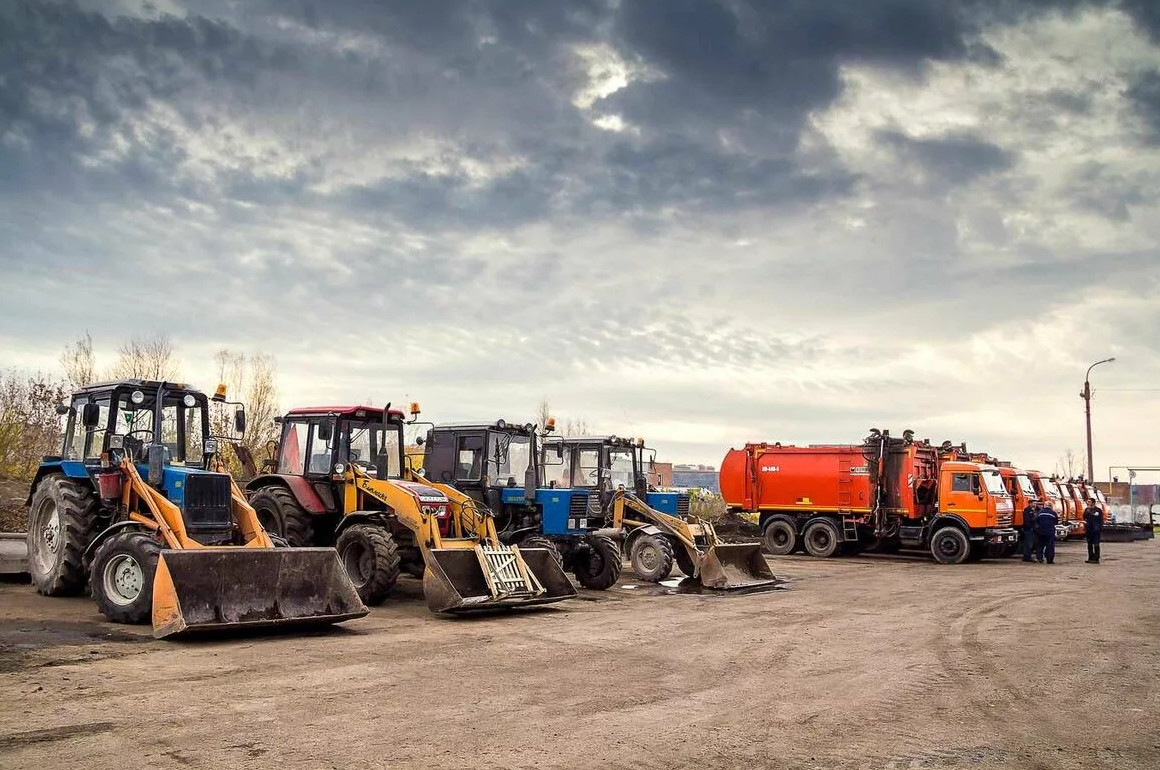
[82,403,101,428]
[318,421,333,442]
[55,404,72,416]
[554,445,563,459]
[234,408,247,435]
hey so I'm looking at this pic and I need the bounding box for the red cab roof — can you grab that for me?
[286,405,405,419]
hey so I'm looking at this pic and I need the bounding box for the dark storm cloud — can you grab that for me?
[1127,69,1160,143]
[876,130,1015,186]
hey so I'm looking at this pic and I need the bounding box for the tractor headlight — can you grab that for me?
[204,438,219,455]
[108,435,125,449]
[130,390,145,405]
[183,394,196,408]
[496,419,507,430]
[333,463,346,475]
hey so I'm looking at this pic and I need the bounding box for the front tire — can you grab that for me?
[336,524,401,605]
[802,521,841,558]
[249,486,316,547]
[89,531,162,624]
[520,536,564,568]
[930,526,970,565]
[28,476,100,596]
[575,535,622,590]
[629,535,674,582]
[762,519,798,556]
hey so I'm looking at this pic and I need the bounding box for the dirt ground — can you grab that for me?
[0,477,27,532]
[1,541,1158,770]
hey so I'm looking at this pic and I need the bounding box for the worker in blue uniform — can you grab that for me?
[1083,500,1104,564]
[1035,502,1059,564]
[1021,501,1038,562]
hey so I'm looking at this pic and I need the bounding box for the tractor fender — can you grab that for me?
[929,514,979,541]
[333,511,393,537]
[24,462,92,505]
[244,474,327,514]
[802,515,846,541]
[623,524,663,553]
[83,521,148,566]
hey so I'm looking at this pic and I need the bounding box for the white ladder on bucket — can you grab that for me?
[475,544,545,599]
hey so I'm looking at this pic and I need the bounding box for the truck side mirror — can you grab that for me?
[82,403,101,428]
[234,408,247,435]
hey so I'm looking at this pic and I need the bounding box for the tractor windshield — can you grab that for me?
[487,431,531,484]
[104,391,206,465]
[345,420,403,479]
[607,448,635,489]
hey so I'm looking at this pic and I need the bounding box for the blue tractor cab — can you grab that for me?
[419,420,623,590]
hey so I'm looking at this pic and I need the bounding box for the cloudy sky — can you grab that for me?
[1,0,1158,476]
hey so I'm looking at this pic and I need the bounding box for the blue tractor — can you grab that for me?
[419,420,623,590]
[24,379,364,636]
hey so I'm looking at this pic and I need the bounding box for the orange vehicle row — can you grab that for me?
[719,428,1107,565]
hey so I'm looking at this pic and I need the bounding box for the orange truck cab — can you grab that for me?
[998,466,1041,555]
[719,428,1017,564]
[1061,481,1086,538]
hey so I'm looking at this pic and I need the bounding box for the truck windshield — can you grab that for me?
[345,420,403,478]
[982,470,1008,495]
[608,448,635,489]
[487,431,531,483]
[1039,480,1061,499]
[1016,474,1036,497]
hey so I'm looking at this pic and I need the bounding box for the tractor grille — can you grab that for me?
[570,492,590,519]
[676,494,691,519]
[183,473,234,543]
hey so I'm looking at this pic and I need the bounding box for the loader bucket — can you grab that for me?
[697,543,778,590]
[152,547,369,639]
[422,545,576,614]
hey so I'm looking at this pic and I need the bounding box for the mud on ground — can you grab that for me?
[0,477,26,532]
[1,541,1158,769]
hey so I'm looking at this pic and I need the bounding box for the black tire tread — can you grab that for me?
[336,524,401,605]
[803,520,841,558]
[89,530,162,625]
[28,476,101,596]
[575,534,622,590]
[521,536,564,568]
[674,541,698,578]
[930,526,970,565]
[629,534,674,583]
[762,519,798,556]
[250,486,316,547]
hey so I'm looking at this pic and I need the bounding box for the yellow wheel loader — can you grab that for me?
[246,405,576,613]
[24,380,367,639]
[609,489,777,590]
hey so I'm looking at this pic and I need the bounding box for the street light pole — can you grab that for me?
[1082,357,1116,482]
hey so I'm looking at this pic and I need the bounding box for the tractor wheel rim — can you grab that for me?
[637,543,659,572]
[104,554,144,606]
[31,500,61,571]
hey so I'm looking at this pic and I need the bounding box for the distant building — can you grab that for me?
[648,462,673,488]
[672,464,719,493]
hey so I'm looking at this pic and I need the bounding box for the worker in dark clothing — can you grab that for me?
[1021,501,1038,562]
[1084,501,1104,563]
[1035,502,1059,564]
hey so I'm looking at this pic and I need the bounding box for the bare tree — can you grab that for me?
[212,350,281,477]
[564,417,590,436]
[1055,448,1082,479]
[0,370,68,481]
[109,334,179,381]
[536,398,552,429]
[59,332,96,390]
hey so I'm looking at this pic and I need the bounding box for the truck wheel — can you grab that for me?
[89,531,162,624]
[802,521,840,558]
[674,543,698,578]
[249,486,315,547]
[629,535,674,582]
[520,536,564,568]
[27,476,100,596]
[575,535,622,590]
[762,519,798,556]
[336,524,401,605]
[930,526,970,565]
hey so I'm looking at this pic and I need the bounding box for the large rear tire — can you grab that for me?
[27,476,100,596]
[762,519,798,556]
[930,526,970,565]
[89,531,162,624]
[249,486,315,547]
[802,520,841,558]
[575,535,622,590]
[336,524,400,605]
[629,534,674,582]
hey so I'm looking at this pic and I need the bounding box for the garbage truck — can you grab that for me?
[719,428,1018,564]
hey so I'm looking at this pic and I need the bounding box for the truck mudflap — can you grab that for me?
[421,544,577,614]
[152,547,369,639]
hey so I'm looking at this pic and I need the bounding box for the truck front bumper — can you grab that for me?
[978,528,1019,554]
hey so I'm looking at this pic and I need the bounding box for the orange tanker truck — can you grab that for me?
[720,429,1018,564]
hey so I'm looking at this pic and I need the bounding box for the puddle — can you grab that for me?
[650,576,790,597]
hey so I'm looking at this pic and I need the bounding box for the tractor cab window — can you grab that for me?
[278,421,308,475]
[541,443,573,488]
[486,431,530,485]
[575,448,601,487]
[456,435,484,480]
[66,397,111,461]
[607,448,635,489]
[342,420,402,479]
[307,422,336,475]
[112,392,205,465]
